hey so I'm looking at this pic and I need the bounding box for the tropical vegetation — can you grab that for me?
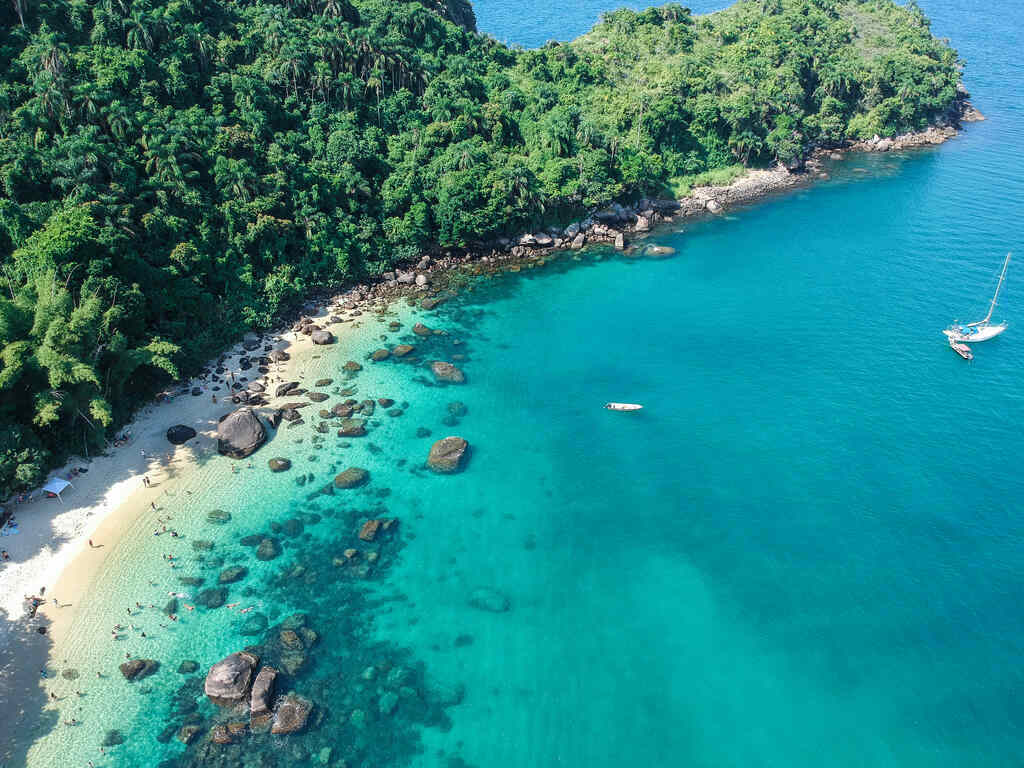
[0,0,960,494]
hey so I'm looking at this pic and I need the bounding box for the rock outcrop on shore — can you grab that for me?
[166,425,197,445]
[217,408,266,459]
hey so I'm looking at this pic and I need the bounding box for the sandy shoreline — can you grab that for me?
[0,310,365,761]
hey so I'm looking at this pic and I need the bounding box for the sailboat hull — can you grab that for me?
[943,323,1007,342]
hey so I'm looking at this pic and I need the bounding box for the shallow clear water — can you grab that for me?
[14,1,1024,767]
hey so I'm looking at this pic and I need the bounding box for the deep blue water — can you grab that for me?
[15,2,1024,767]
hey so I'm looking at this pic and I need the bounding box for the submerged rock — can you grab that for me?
[343,360,362,372]
[204,651,259,706]
[371,348,390,361]
[197,588,228,608]
[337,418,367,437]
[271,693,313,735]
[334,467,369,488]
[166,425,197,445]
[239,612,268,636]
[255,538,281,561]
[206,509,232,525]
[218,566,248,584]
[393,344,415,357]
[379,691,399,716]
[431,361,465,384]
[178,660,199,675]
[468,587,511,613]
[102,730,124,747]
[643,244,676,259]
[268,457,291,472]
[358,519,381,541]
[120,658,159,681]
[217,408,266,458]
[427,436,469,473]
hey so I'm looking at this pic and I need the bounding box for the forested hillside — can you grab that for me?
[0,0,960,494]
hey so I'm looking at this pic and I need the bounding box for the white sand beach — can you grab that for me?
[0,310,353,720]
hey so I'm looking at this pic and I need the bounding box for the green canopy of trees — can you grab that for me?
[0,0,959,495]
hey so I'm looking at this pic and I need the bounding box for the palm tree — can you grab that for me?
[125,11,154,51]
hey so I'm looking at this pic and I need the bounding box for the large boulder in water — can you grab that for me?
[120,658,159,681]
[217,408,266,458]
[166,425,197,445]
[334,467,369,489]
[427,437,469,473]
[250,666,278,717]
[204,651,259,706]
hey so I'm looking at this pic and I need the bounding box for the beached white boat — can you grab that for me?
[943,253,1011,342]
[605,403,643,411]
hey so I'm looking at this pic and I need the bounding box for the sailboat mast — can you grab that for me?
[982,252,1012,324]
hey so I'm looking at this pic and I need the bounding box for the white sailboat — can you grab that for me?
[943,253,1011,342]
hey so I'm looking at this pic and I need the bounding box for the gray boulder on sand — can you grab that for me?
[427,436,469,473]
[166,425,197,445]
[217,408,266,458]
[311,329,335,345]
[275,381,299,397]
[204,651,259,706]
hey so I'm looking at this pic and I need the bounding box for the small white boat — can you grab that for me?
[605,403,643,411]
[943,253,1011,342]
[948,337,973,360]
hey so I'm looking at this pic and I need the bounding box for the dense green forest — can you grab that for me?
[0,0,960,494]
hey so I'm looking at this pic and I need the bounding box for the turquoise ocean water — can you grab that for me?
[12,1,1024,767]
